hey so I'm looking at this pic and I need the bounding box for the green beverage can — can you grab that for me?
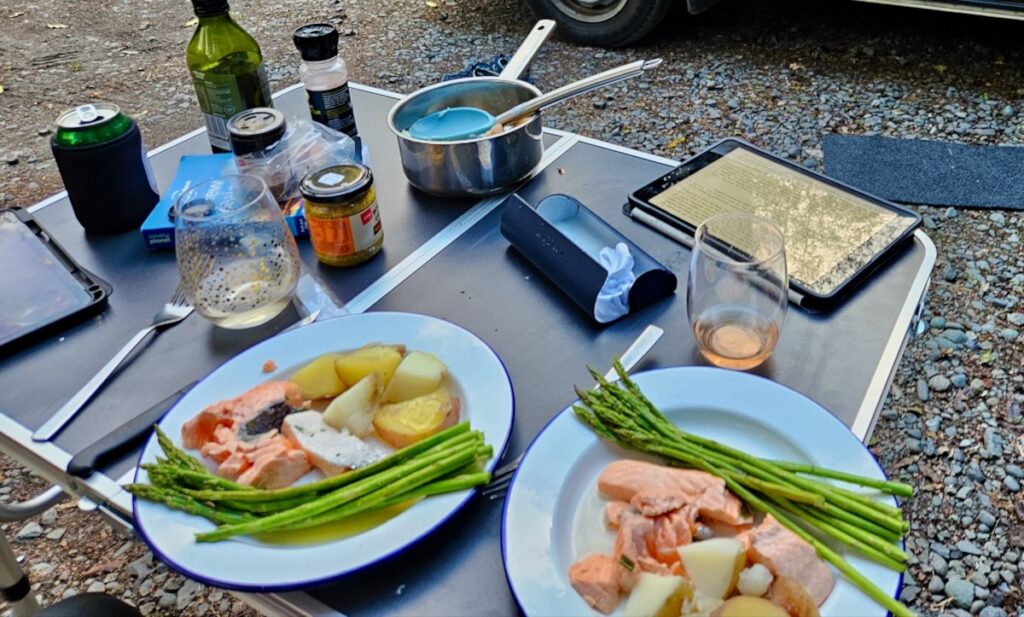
[50,103,159,234]
[54,103,133,147]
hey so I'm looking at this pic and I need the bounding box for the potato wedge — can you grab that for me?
[623,573,693,617]
[323,373,381,436]
[373,388,460,447]
[381,351,448,403]
[334,345,404,387]
[677,538,746,600]
[291,354,345,399]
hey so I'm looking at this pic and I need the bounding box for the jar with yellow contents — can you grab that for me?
[299,164,384,266]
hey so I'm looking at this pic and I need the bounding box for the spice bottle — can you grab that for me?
[300,164,383,267]
[293,24,358,138]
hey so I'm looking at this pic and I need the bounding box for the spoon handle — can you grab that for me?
[493,58,662,127]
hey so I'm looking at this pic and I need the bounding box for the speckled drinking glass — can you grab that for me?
[175,174,300,329]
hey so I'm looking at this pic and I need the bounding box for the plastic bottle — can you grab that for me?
[187,0,273,153]
[293,23,358,138]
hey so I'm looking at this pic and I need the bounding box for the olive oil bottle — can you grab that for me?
[187,0,273,152]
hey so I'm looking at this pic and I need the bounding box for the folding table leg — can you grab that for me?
[0,485,68,616]
[0,532,39,617]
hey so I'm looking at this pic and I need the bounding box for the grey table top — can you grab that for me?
[0,84,934,617]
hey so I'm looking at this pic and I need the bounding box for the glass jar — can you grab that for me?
[299,164,383,267]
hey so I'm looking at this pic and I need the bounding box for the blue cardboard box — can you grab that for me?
[140,154,308,251]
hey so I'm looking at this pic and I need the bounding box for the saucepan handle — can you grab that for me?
[500,19,556,81]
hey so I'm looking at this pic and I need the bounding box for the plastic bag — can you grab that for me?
[231,118,358,204]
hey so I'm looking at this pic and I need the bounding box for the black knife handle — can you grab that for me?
[67,382,196,478]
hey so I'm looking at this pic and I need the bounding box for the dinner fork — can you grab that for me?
[481,325,665,500]
[33,285,195,442]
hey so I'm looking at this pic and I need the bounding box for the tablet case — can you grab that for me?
[626,138,921,313]
[500,193,676,324]
[0,208,112,354]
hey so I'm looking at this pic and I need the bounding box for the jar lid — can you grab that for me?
[227,108,286,155]
[300,164,373,204]
[293,23,340,62]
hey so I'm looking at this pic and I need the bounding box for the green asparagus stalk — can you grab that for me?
[154,425,214,475]
[141,463,245,492]
[780,499,908,567]
[281,471,493,532]
[125,484,255,525]
[769,459,914,498]
[196,439,480,542]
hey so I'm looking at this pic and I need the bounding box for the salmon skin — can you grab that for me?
[181,381,311,489]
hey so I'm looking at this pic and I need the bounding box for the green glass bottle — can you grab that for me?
[187,0,273,152]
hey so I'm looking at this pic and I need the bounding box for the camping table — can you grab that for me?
[0,83,935,616]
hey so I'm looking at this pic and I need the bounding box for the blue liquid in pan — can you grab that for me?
[407,107,496,141]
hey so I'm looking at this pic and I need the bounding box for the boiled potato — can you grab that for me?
[373,388,460,447]
[291,354,346,399]
[622,573,693,617]
[677,538,746,600]
[334,345,404,387]
[381,351,448,403]
[713,596,788,617]
[322,373,381,436]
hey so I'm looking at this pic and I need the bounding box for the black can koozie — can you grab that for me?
[50,119,159,235]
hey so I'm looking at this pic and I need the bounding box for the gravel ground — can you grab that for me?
[1,0,1023,615]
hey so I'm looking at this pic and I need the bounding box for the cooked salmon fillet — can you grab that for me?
[180,381,311,489]
[181,381,304,449]
[598,460,750,525]
[568,554,621,614]
[747,515,834,606]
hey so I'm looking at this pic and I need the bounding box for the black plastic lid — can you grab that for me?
[226,108,286,155]
[300,164,373,204]
[293,23,339,62]
[191,0,230,17]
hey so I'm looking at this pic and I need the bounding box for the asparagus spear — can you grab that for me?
[278,471,493,532]
[125,484,255,525]
[196,439,481,542]
[768,459,914,498]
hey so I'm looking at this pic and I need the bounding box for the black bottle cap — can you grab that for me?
[293,23,339,62]
[227,108,286,155]
[191,0,230,17]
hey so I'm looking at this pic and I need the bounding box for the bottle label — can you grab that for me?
[306,83,358,137]
[191,63,272,151]
[306,200,382,258]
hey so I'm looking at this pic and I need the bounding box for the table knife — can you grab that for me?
[66,308,323,478]
[67,381,195,478]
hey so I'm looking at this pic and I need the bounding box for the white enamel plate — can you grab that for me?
[502,367,901,617]
[134,312,514,591]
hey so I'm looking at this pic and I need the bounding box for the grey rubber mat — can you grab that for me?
[823,134,1024,210]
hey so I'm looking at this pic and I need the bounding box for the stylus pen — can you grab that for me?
[628,207,807,308]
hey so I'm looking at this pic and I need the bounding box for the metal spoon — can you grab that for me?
[407,58,662,141]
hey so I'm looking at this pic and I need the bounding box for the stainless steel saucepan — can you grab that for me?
[387,21,554,198]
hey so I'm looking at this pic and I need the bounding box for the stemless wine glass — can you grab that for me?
[687,212,787,370]
[175,174,301,329]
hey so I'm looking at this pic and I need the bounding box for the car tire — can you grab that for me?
[524,0,675,47]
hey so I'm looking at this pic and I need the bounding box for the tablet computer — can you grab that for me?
[626,138,921,310]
